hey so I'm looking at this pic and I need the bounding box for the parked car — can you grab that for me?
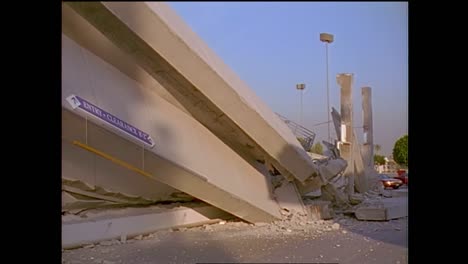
[394,172,408,185]
[379,174,403,189]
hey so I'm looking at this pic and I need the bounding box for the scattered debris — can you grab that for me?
[349,193,365,205]
[99,241,112,246]
[305,200,335,220]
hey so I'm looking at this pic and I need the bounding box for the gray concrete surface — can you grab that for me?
[62,204,231,249]
[62,214,407,264]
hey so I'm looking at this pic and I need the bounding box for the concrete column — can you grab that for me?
[331,103,369,194]
[337,73,354,195]
[361,87,374,168]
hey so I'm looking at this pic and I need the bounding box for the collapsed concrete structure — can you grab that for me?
[63,2,319,184]
[62,2,322,247]
[61,2,395,249]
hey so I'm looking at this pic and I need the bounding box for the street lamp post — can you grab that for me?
[296,83,306,126]
[320,33,334,142]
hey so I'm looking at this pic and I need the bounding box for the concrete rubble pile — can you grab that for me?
[61,2,320,247]
[298,142,391,211]
[62,178,194,214]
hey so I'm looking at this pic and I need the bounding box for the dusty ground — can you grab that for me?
[62,212,407,264]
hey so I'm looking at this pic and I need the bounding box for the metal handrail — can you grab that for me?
[276,113,316,151]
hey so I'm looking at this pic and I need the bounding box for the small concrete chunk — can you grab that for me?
[306,200,335,220]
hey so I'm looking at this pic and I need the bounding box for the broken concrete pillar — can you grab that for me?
[352,136,369,193]
[337,73,355,196]
[62,34,282,222]
[361,87,374,168]
[63,2,319,185]
[331,104,369,194]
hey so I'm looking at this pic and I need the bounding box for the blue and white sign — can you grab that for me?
[66,94,155,148]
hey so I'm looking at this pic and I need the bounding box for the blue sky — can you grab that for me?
[168,2,408,157]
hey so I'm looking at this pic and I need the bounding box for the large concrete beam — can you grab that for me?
[355,197,407,221]
[62,204,231,248]
[63,2,318,184]
[61,3,191,116]
[62,34,281,222]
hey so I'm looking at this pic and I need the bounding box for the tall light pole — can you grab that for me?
[296,83,306,125]
[320,33,334,142]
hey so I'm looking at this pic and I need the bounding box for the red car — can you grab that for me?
[394,172,408,185]
[379,174,403,189]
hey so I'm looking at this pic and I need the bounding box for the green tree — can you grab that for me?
[392,135,408,166]
[374,144,382,154]
[310,142,323,155]
[374,154,386,165]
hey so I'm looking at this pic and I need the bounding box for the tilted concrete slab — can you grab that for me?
[61,4,191,116]
[64,2,319,184]
[63,111,185,203]
[62,204,232,248]
[62,34,281,222]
